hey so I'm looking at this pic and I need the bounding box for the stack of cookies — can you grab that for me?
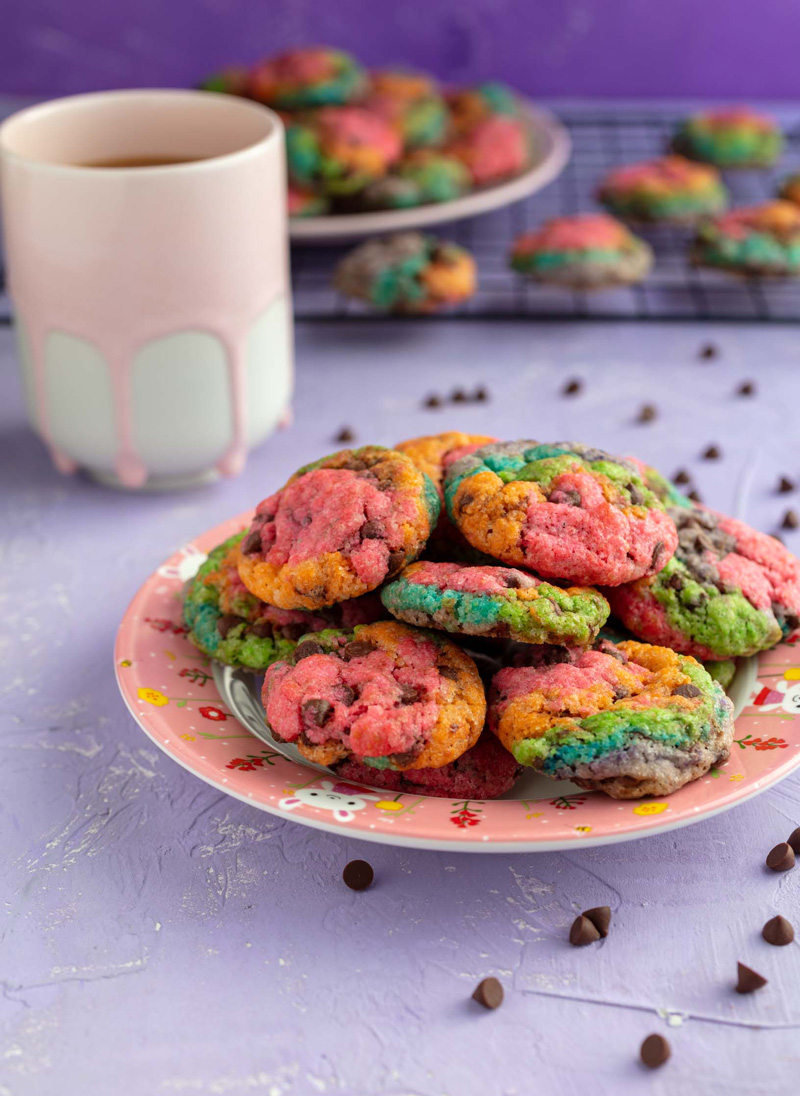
[183,435,800,801]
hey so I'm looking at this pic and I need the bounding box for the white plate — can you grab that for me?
[289,103,571,244]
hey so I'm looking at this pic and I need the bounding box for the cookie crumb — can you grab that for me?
[342,859,374,891]
[472,977,504,1010]
[424,394,442,409]
[737,381,756,396]
[636,403,657,424]
[563,378,582,397]
[766,841,795,872]
[569,914,601,947]
[762,915,794,946]
[582,906,611,937]
[699,342,718,360]
[782,509,798,530]
[778,476,796,494]
[334,426,355,444]
[673,469,691,485]
[736,962,767,994]
[702,444,721,460]
[640,1033,671,1069]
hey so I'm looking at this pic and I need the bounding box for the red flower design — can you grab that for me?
[180,667,210,686]
[226,751,280,771]
[735,734,789,751]
[145,617,188,635]
[199,705,228,722]
[450,806,482,829]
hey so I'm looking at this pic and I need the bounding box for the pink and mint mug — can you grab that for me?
[0,90,293,489]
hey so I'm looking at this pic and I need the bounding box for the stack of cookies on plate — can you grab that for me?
[201,46,534,217]
[183,435,800,801]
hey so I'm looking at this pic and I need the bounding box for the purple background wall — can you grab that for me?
[1,0,797,100]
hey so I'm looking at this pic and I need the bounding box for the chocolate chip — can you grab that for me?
[338,684,356,706]
[569,914,601,947]
[293,640,324,662]
[280,622,309,642]
[302,698,333,728]
[787,826,800,853]
[438,664,460,680]
[612,685,630,700]
[334,426,354,444]
[360,521,383,539]
[473,386,489,402]
[673,683,701,698]
[737,381,756,396]
[703,444,721,460]
[736,962,767,994]
[673,469,691,485]
[668,573,684,591]
[637,403,657,423]
[640,1033,671,1069]
[563,378,582,396]
[687,489,702,503]
[583,906,611,938]
[250,621,276,639]
[502,573,523,588]
[782,509,799,530]
[424,393,442,409]
[651,541,665,567]
[342,859,374,891]
[699,342,718,360]
[241,527,263,555]
[457,493,474,515]
[343,640,376,661]
[762,915,794,946]
[778,476,796,494]
[387,551,406,574]
[472,976,504,1010]
[628,483,645,506]
[766,842,795,872]
[216,614,240,638]
[451,387,468,403]
[398,683,421,705]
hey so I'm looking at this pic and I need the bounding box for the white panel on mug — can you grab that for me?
[245,296,293,448]
[44,332,117,468]
[15,319,40,431]
[131,332,232,476]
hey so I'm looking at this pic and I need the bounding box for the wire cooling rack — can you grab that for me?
[291,106,800,323]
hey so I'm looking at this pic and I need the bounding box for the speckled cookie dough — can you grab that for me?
[444,441,678,586]
[606,504,800,659]
[333,729,521,798]
[263,620,486,769]
[333,233,476,313]
[445,82,520,135]
[364,71,449,149]
[447,114,531,186]
[286,107,403,196]
[382,561,610,646]
[248,47,367,109]
[489,639,734,799]
[237,446,440,610]
[691,201,800,277]
[510,214,653,290]
[673,108,782,169]
[597,155,728,224]
[183,533,385,671]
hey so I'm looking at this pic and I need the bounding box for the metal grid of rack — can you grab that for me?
[291,108,800,323]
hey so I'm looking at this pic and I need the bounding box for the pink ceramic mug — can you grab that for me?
[0,90,293,489]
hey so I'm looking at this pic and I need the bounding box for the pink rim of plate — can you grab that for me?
[114,511,800,852]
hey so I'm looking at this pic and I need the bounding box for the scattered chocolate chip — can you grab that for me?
[569,914,601,947]
[637,403,657,423]
[583,906,611,937]
[360,521,383,539]
[502,573,523,588]
[787,827,800,853]
[687,489,702,503]
[342,859,374,891]
[762,915,795,947]
[216,613,240,638]
[334,426,354,444]
[472,976,504,1010]
[702,444,721,460]
[250,621,276,639]
[673,683,702,698]
[424,393,442,409]
[782,509,799,530]
[699,342,718,360]
[473,386,489,402]
[387,550,406,574]
[451,387,468,403]
[338,684,356,706]
[736,962,767,994]
[640,1033,671,1069]
[438,664,460,680]
[343,640,377,661]
[398,683,421,705]
[673,469,691,485]
[766,842,795,872]
[302,698,333,728]
[293,639,324,662]
[563,378,582,396]
[241,527,263,555]
[737,381,756,397]
[778,476,796,494]
[651,541,665,568]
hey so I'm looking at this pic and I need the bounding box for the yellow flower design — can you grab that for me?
[119,659,132,668]
[375,801,404,812]
[784,668,800,681]
[137,687,169,707]
[526,812,543,819]
[179,734,196,742]
[574,825,592,833]
[632,802,668,816]
[729,773,744,781]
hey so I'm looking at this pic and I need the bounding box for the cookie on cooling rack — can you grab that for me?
[672,107,782,169]
[597,155,728,224]
[691,201,800,277]
[510,213,653,289]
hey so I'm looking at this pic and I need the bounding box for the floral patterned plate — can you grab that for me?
[114,513,800,852]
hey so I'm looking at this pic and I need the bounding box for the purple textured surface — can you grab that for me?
[1,0,800,99]
[3,318,800,1094]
